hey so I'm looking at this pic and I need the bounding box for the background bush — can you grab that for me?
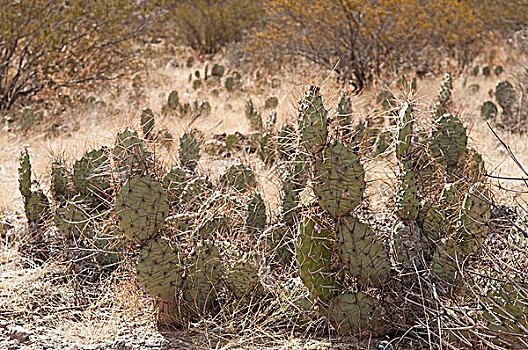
[0,0,149,111]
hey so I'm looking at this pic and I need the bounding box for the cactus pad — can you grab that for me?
[395,161,419,221]
[328,292,382,334]
[336,216,390,287]
[313,142,365,218]
[136,237,184,300]
[246,191,267,236]
[296,216,339,302]
[179,129,202,172]
[225,261,259,299]
[115,175,169,245]
[395,102,413,160]
[54,199,91,240]
[220,164,257,192]
[298,86,328,154]
[429,114,467,173]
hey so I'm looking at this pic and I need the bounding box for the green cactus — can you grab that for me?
[183,241,224,313]
[115,175,169,245]
[494,65,503,76]
[335,91,353,128]
[458,185,491,255]
[281,174,300,227]
[494,81,516,116]
[298,86,328,154]
[376,130,391,154]
[18,149,49,225]
[18,149,31,199]
[162,166,190,205]
[429,114,467,173]
[336,216,391,287]
[296,216,339,302]
[277,123,298,161]
[73,147,112,204]
[458,147,486,184]
[225,261,259,299]
[136,237,184,300]
[328,292,382,334]
[313,142,365,218]
[267,223,294,264]
[246,191,267,236]
[211,63,225,78]
[480,282,528,347]
[480,101,498,121]
[51,159,71,203]
[482,65,491,77]
[180,176,212,212]
[431,238,460,283]
[258,131,276,166]
[24,191,50,225]
[219,164,257,192]
[264,110,277,130]
[113,128,151,178]
[245,99,263,131]
[225,76,235,91]
[141,108,156,139]
[395,102,413,160]
[54,199,91,240]
[395,161,419,221]
[179,129,202,172]
[432,73,453,118]
[167,90,179,110]
[417,201,450,242]
[264,96,279,109]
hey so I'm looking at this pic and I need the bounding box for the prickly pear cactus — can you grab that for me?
[296,216,339,302]
[494,81,516,116]
[258,131,276,166]
[25,191,50,225]
[18,148,31,199]
[335,91,352,128]
[180,176,212,212]
[458,185,491,255]
[73,147,111,202]
[429,114,467,173]
[141,108,155,139]
[162,166,189,205]
[225,261,259,299]
[480,101,498,121]
[432,73,453,118]
[168,90,179,110]
[480,282,528,347]
[19,149,49,225]
[113,128,150,178]
[298,86,328,154]
[246,191,267,236]
[219,164,257,192]
[136,237,184,300]
[395,102,413,160]
[328,292,382,334]
[267,223,294,264]
[391,221,428,268]
[245,99,263,131]
[376,130,391,154]
[264,110,277,130]
[431,238,460,283]
[440,182,460,209]
[417,201,449,242]
[179,129,202,172]
[277,123,298,161]
[336,216,391,287]
[395,161,419,221]
[281,174,300,227]
[183,241,224,313]
[51,159,71,202]
[115,175,169,245]
[54,199,91,240]
[313,142,365,218]
[459,147,486,184]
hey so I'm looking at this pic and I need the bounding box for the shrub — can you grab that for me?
[163,0,263,54]
[0,0,148,111]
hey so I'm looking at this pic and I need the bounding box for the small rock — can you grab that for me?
[67,345,80,350]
